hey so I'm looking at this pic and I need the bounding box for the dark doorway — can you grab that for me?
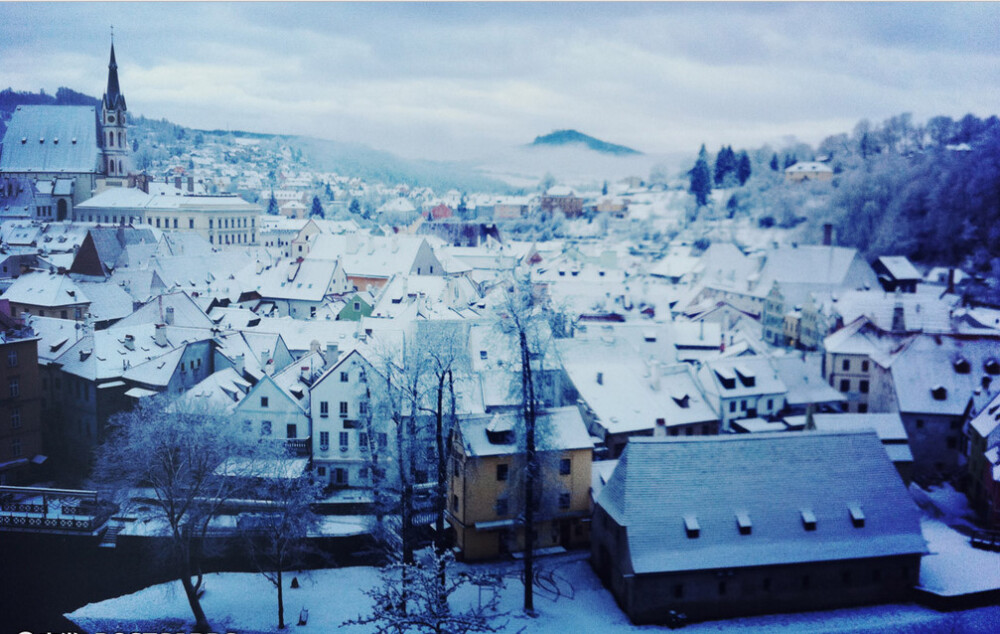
[57,199,68,221]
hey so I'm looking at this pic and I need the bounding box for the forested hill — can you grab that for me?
[823,115,1000,272]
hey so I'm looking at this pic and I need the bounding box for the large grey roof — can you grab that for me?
[597,431,926,575]
[0,106,101,173]
[458,406,594,457]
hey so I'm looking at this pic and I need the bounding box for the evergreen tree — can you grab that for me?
[783,154,797,169]
[714,145,736,186]
[349,198,361,216]
[689,144,712,207]
[602,180,608,196]
[770,153,780,171]
[267,191,279,216]
[310,195,324,218]
[737,150,752,185]
[457,194,468,219]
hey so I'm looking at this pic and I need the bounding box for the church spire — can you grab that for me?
[103,38,125,111]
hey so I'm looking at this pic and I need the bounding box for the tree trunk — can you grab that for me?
[179,559,211,631]
[277,567,285,629]
[520,330,536,614]
[435,371,448,610]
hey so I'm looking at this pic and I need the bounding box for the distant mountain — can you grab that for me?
[529,129,641,156]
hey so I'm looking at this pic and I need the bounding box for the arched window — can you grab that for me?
[118,160,123,174]
[118,131,123,147]
[108,159,115,174]
[108,131,114,147]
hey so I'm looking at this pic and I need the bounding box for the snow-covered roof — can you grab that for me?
[0,106,101,173]
[771,353,847,407]
[457,406,593,458]
[597,432,926,575]
[2,270,90,308]
[877,256,922,281]
[968,391,1000,440]
[785,161,833,174]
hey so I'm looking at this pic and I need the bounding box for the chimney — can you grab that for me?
[310,339,321,355]
[187,176,194,193]
[154,323,168,347]
[325,342,339,365]
[123,334,135,351]
[233,353,245,377]
[300,365,312,384]
[822,223,833,246]
[596,371,603,385]
[947,268,955,295]
[165,305,175,325]
[261,348,271,367]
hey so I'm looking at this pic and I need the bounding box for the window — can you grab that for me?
[11,437,21,458]
[334,468,347,485]
[359,432,368,447]
[496,463,509,481]
[261,421,272,436]
[339,431,349,449]
[452,495,459,512]
[559,492,571,509]
[209,219,213,229]
[11,407,21,429]
[840,379,850,392]
[189,218,194,229]
[359,402,368,415]
[261,396,269,408]
[480,350,488,360]
[559,458,571,475]
[842,359,850,371]
[861,360,869,372]
[8,377,19,398]
[173,218,178,229]
[340,371,349,382]
[286,424,297,439]
[766,398,773,410]
[7,349,17,367]
[339,401,348,417]
[378,432,388,448]
[320,431,329,450]
[354,302,360,311]
[859,380,869,394]
[858,403,868,413]
[317,466,327,477]
[729,401,736,412]
[496,498,508,516]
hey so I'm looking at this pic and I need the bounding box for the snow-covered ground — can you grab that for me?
[69,550,1000,634]
[68,483,1000,633]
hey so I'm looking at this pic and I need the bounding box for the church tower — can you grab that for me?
[101,40,129,178]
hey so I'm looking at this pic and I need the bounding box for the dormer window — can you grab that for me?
[931,385,947,401]
[953,358,971,374]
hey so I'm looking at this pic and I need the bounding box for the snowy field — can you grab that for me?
[69,548,1000,634]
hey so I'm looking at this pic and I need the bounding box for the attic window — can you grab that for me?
[673,394,690,409]
[736,512,752,535]
[931,385,947,401]
[735,366,756,387]
[21,137,26,144]
[71,138,77,144]
[848,504,865,528]
[683,515,700,538]
[480,350,488,360]
[801,509,817,531]
[985,359,999,375]
[953,358,971,374]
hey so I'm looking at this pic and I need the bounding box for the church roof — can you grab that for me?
[0,106,102,173]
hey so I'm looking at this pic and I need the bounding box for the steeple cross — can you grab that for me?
[110,25,114,44]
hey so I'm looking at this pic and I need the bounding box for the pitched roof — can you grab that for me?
[457,406,594,458]
[597,432,926,574]
[0,106,101,173]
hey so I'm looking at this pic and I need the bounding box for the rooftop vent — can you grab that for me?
[848,504,865,528]
[931,385,948,401]
[954,358,971,374]
[736,511,752,535]
[801,509,817,531]
[985,359,1000,376]
[684,514,700,539]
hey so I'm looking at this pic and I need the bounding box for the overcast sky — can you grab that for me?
[1,2,998,161]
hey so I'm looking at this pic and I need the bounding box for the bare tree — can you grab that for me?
[238,445,321,629]
[494,272,553,615]
[94,397,259,632]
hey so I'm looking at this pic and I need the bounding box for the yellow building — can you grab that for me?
[448,407,594,561]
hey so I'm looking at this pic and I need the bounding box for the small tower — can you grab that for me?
[101,37,129,178]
